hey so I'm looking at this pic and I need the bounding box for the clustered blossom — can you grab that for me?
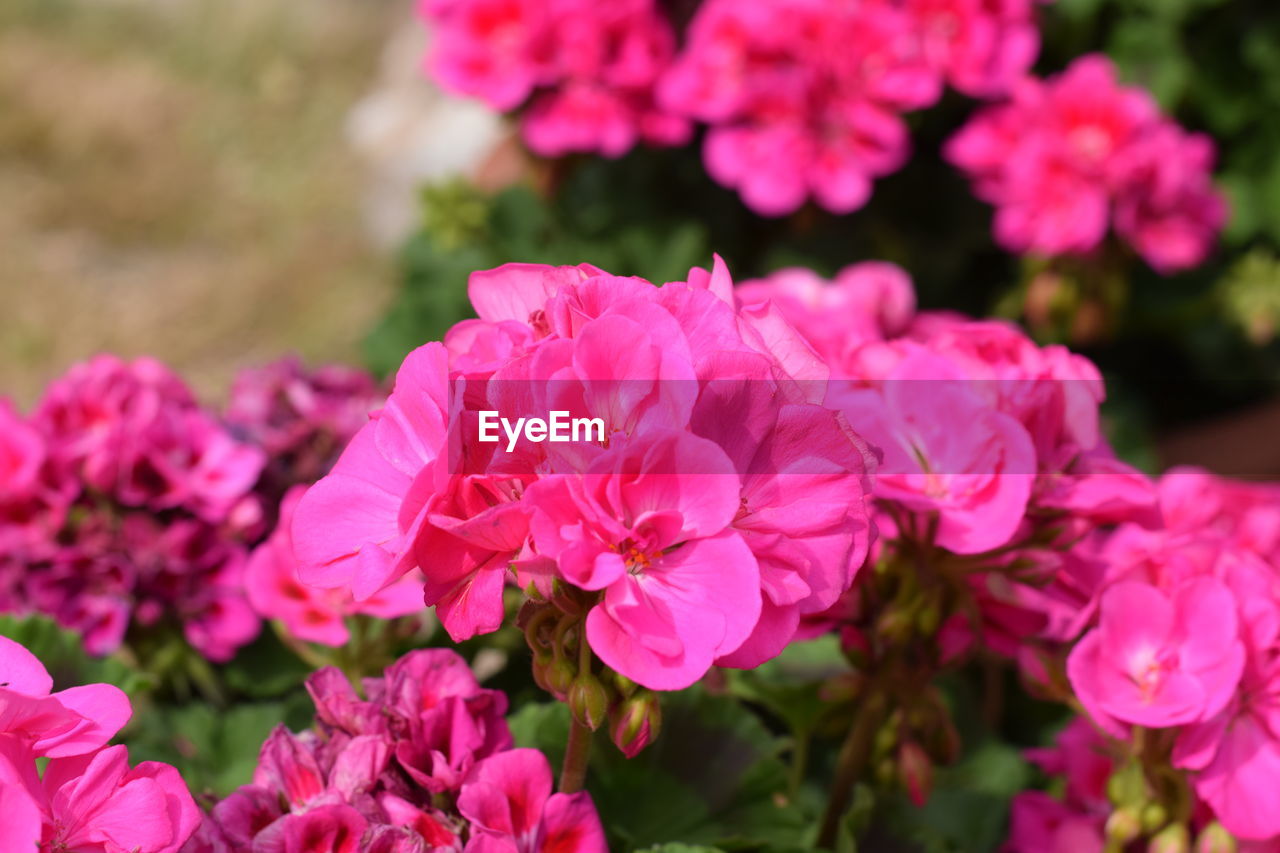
[0,635,199,852]
[0,355,389,661]
[0,356,266,660]
[421,0,1045,215]
[659,0,1042,216]
[1005,717,1114,853]
[184,648,606,852]
[294,258,876,697]
[423,0,690,158]
[225,356,385,503]
[947,54,1228,273]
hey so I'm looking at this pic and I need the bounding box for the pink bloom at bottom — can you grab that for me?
[1004,791,1104,853]
[0,740,200,853]
[458,749,606,853]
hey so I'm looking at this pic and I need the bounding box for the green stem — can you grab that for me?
[788,729,812,800]
[559,620,595,794]
[817,690,888,850]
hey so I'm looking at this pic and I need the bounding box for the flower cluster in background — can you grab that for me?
[0,355,387,662]
[426,0,690,158]
[417,0,1226,275]
[0,634,198,852]
[947,55,1228,272]
[184,648,605,853]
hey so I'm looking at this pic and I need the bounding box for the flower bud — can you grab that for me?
[613,672,637,699]
[544,657,576,698]
[1106,806,1142,846]
[1194,822,1237,853]
[610,690,661,758]
[1148,824,1189,853]
[898,741,933,807]
[569,672,610,731]
[1141,803,1168,834]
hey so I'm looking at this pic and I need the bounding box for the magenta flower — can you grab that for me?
[526,430,760,689]
[947,54,1226,272]
[1068,577,1245,731]
[424,0,688,158]
[458,749,606,853]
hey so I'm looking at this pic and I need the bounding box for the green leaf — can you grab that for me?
[511,688,808,851]
[124,693,313,797]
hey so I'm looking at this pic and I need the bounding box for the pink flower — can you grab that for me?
[294,343,453,602]
[830,346,1036,554]
[735,262,917,363]
[0,634,131,758]
[425,0,687,158]
[659,0,930,215]
[526,430,761,689]
[947,54,1226,272]
[1067,577,1245,731]
[1004,791,1105,853]
[253,804,368,853]
[904,0,1041,98]
[0,398,43,501]
[247,486,424,646]
[0,741,200,853]
[225,356,383,495]
[458,749,607,853]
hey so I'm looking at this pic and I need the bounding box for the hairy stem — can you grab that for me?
[559,621,595,794]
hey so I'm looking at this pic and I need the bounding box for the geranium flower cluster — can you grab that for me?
[184,648,606,852]
[659,0,1042,216]
[0,634,199,852]
[225,356,385,504]
[1035,469,1280,845]
[0,354,390,661]
[947,55,1229,273]
[421,0,1045,216]
[0,356,266,660]
[423,0,690,158]
[293,259,876,713]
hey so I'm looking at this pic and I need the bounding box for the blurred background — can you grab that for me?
[4,0,1280,476]
[0,0,412,403]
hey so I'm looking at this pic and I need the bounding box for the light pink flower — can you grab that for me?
[247,486,424,646]
[1068,577,1245,731]
[294,343,453,601]
[830,346,1036,554]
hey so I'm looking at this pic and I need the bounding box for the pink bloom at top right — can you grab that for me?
[946,54,1228,273]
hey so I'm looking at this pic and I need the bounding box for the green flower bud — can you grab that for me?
[568,672,610,731]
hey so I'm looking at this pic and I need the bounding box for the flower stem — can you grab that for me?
[560,715,593,793]
[817,690,887,850]
[559,621,595,794]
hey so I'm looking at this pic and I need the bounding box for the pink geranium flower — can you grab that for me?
[294,343,453,601]
[458,748,607,853]
[247,486,424,646]
[526,430,761,689]
[830,346,1036,554]
[0,634,130,758]
[0,740,199,853]
[1068,577,1245,731]
[947,54,1226,272]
